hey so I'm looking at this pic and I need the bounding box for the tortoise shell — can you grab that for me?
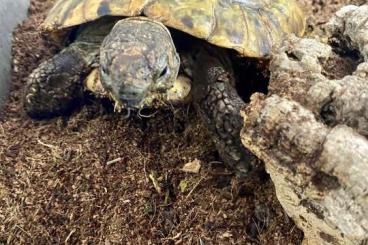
[43,0,306,57]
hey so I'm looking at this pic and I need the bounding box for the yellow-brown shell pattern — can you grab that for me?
[43,0,305,58]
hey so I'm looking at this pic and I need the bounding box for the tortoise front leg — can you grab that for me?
[191,47,256,175]
[24,43,97,119]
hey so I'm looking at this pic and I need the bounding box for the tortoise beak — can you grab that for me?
[109,90,145,112]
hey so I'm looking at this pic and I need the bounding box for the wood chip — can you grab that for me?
[181,159,201,174]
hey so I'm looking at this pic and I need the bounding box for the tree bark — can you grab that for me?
[241,4,368,245]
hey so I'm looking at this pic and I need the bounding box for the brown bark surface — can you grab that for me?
[241,4,368,245]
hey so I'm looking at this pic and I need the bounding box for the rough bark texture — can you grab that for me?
[240,4,368,245]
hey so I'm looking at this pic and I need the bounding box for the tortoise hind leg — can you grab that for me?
[24,43,94,119]
[191,47,256,175]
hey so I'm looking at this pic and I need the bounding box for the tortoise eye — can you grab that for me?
[159,66,168,78]
[101,65,108,75]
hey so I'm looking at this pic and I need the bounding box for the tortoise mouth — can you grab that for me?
[109,91,144,112]
[109,87,171,113]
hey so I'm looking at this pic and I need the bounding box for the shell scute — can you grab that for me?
[43,0,306,57]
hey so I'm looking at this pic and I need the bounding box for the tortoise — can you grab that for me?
[24,0,305,175]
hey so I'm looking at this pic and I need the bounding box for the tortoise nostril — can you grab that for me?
[101,65,109,75]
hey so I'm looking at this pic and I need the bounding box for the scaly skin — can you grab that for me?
[99,17,180,109]
[24,44,93,118]
[24,18,113,118]
[190,46,256,175]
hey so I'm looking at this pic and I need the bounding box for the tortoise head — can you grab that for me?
[99,17,180,110]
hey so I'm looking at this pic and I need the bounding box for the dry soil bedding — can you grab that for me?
[0,0,363,244]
